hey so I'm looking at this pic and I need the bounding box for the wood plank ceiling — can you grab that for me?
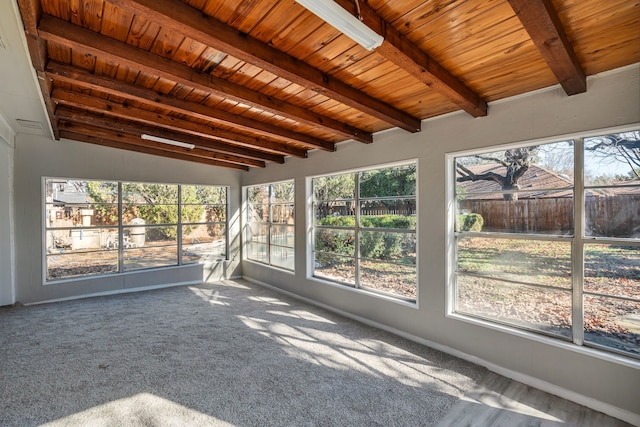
[17,0,640,171]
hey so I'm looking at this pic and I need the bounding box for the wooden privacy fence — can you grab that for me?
[459,194,640,237]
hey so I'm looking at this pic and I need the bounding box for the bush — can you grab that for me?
[456,213,484,232]
[316,215,415,261]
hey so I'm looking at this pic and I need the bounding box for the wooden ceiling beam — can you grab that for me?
[333,0,488,118]
[50,88,281,165]
[60,121,266,168]
[45,62,311,157]
[507,0,586,95]
[16,0,59,138]
[55,107,283,164]
[107,0,421,133]
[38,14,371,144]
[58,121,264,168]
[59,130,249,171]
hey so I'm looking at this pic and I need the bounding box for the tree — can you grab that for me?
[456,147,538,200]
[585,131,640,181]
[359,164,416,213]
[313,173,355,218]
[86,181,119,225]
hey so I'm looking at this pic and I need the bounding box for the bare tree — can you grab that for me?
[585,131,640,180]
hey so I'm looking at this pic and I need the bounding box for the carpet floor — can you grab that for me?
[0,280,631,426]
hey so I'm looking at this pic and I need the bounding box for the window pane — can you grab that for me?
[584,131,640,187]
[314,229,355,257]
[248,223,268,243]
[247,242,268,263]
[360,202,416,230]
[123,245,177,271]
[182,204,226,224]
[456,274,572,338]
[46,250,118,280]
[182,185,226,205]
[270,246,294,270]
[271,225,294,248]
[248,185,269,205]
[122,183,178,204]
[123,225,177,247]
[46,179,119,203]
[46,227,119,252]
[272,181,294,203]
[272,203,294,224]
[584,186,640,238]
[313,173,355,201]
[584,295,639,356]
[46,204,119,228]
[360,260,416,299]
[457,237,572,289]
[314,254,355,285]
[359,231,416,265]
[456,141,574,194]
[182,224,226,264]
[123,204,178,225]
[123,225,177,270]
[584,244,640,298]
[248,202,267,222]
[314,201,356,224]
[456,190,573,235]
[359,164,416,197]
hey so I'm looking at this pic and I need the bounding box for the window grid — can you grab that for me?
[311,162,417,301]
[44,180,228,282]
[246,181,295,271]
[451,129,640,359]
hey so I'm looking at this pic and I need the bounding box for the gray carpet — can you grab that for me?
[1,279,487,426]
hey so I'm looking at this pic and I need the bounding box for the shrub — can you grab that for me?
[316,214,414,261]
[456,213,484,232]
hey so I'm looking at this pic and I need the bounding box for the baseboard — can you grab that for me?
[24,280,202,306]
[243,276,640,426]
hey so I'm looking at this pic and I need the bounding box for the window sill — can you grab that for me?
[307,274,418,309]
[447,311,640,369]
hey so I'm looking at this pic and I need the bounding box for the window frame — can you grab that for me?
[244,179,295,272]
[42,178,229,284]
[446,124,640,362]
[308,160,418,303]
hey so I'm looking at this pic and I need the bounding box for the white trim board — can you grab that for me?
[0,112,14,147]
[23,280,203,306]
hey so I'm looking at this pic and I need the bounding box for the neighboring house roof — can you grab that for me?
[52,192,90,205]
[456,164,572,199]
[457,163,639,200]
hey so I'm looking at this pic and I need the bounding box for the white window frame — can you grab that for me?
[244,179,295,272]
[42,178,229,284]
[446,124,640,362]
[307,160,418,302]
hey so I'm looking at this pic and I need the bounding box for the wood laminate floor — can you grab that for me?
[435,372,635,426]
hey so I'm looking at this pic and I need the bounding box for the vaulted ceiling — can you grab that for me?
[16,0,640,171]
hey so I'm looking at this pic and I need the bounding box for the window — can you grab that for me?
[246,181,295,270]
[450,130,639,358]
[312,162,417,300]
[44,179,227,281]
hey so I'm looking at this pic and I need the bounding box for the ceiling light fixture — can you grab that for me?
[296,0,383,51]
[141,134,195,150]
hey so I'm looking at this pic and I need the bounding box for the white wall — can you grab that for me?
[241,65,640,420]
[0,129,15,305]
[13,134,243,304]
